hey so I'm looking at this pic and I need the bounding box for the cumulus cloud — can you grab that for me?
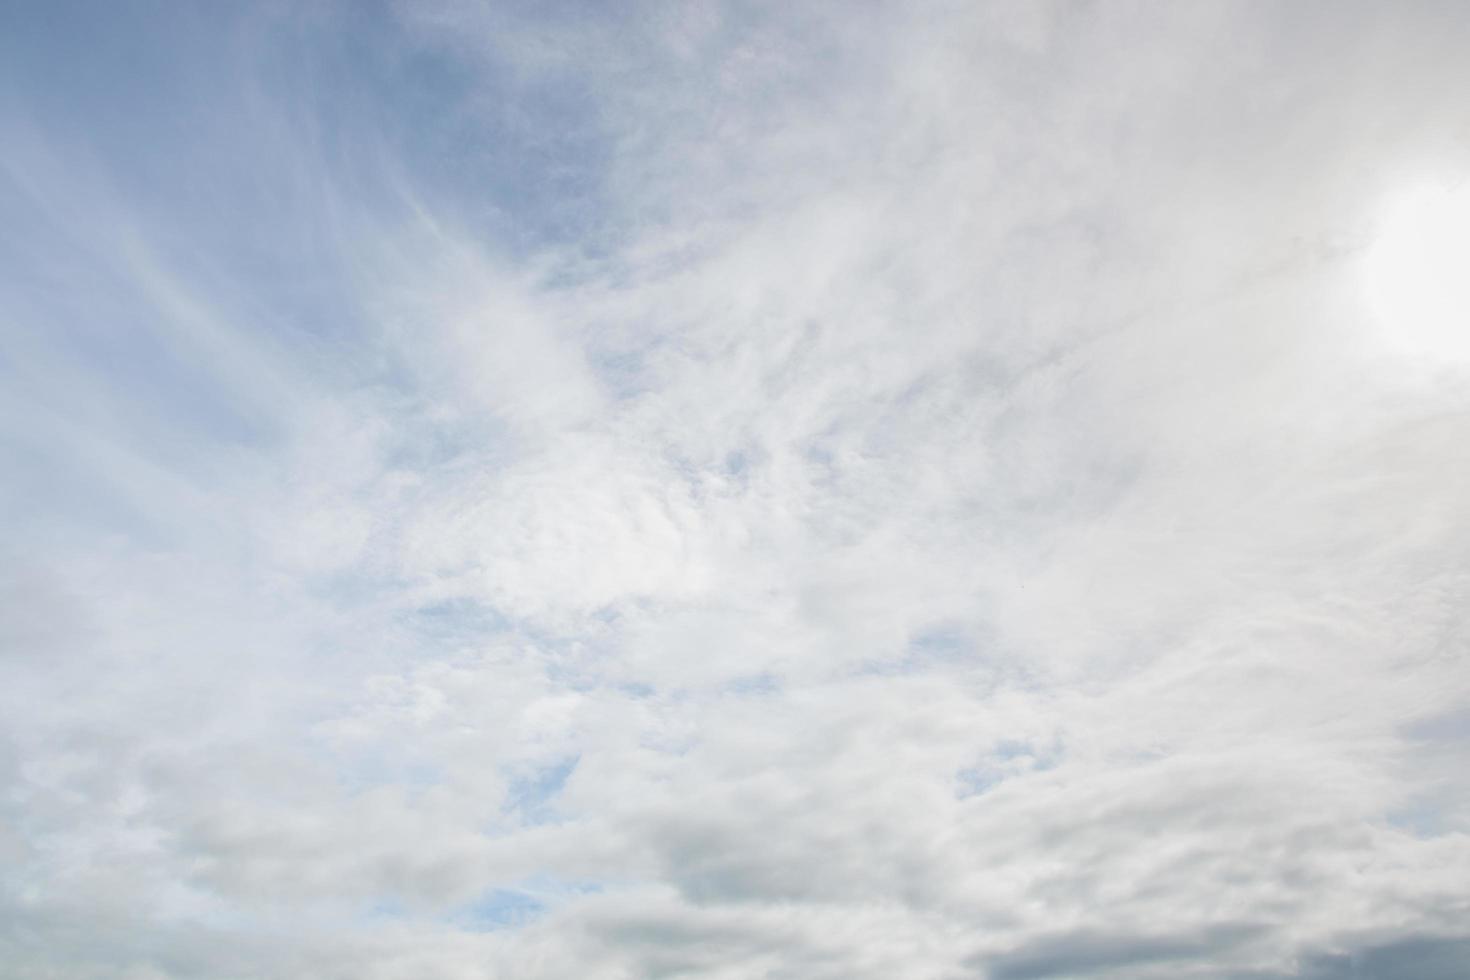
[3,1,1469,977]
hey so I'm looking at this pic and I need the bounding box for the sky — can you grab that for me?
[2,2,1470,978]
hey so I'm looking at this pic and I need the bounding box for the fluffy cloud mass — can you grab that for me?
[3,2,1470,977]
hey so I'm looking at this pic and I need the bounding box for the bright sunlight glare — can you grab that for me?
[1365,182,1470,361]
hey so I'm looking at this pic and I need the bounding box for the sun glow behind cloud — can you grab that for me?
[1365,182,1470,361]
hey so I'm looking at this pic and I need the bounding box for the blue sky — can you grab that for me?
[4,2,1470,978]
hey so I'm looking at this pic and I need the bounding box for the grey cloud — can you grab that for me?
[979,922,1266,979]
[1240,935,1470,980]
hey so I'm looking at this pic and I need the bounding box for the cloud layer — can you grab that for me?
[3,2,1470,977]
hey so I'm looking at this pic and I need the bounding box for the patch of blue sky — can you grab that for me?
[585,345,660,402]
[503,754,579,824]
[955,739,1061,800]
[615,680,657,700]
[366,895,409,924]
[0,429,175,553]
[0,182,291,462]
[955,767,1007,800]
[404,597,511,645]
[854,622,985,678]
[447,874,605,933]
[0,3,222,172]
[319,3,619,262]
[1387,795,1459,840]
[450,888,546,932]
[908,624,978,661]
[722,672,781,697]
[1,0,620,395]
